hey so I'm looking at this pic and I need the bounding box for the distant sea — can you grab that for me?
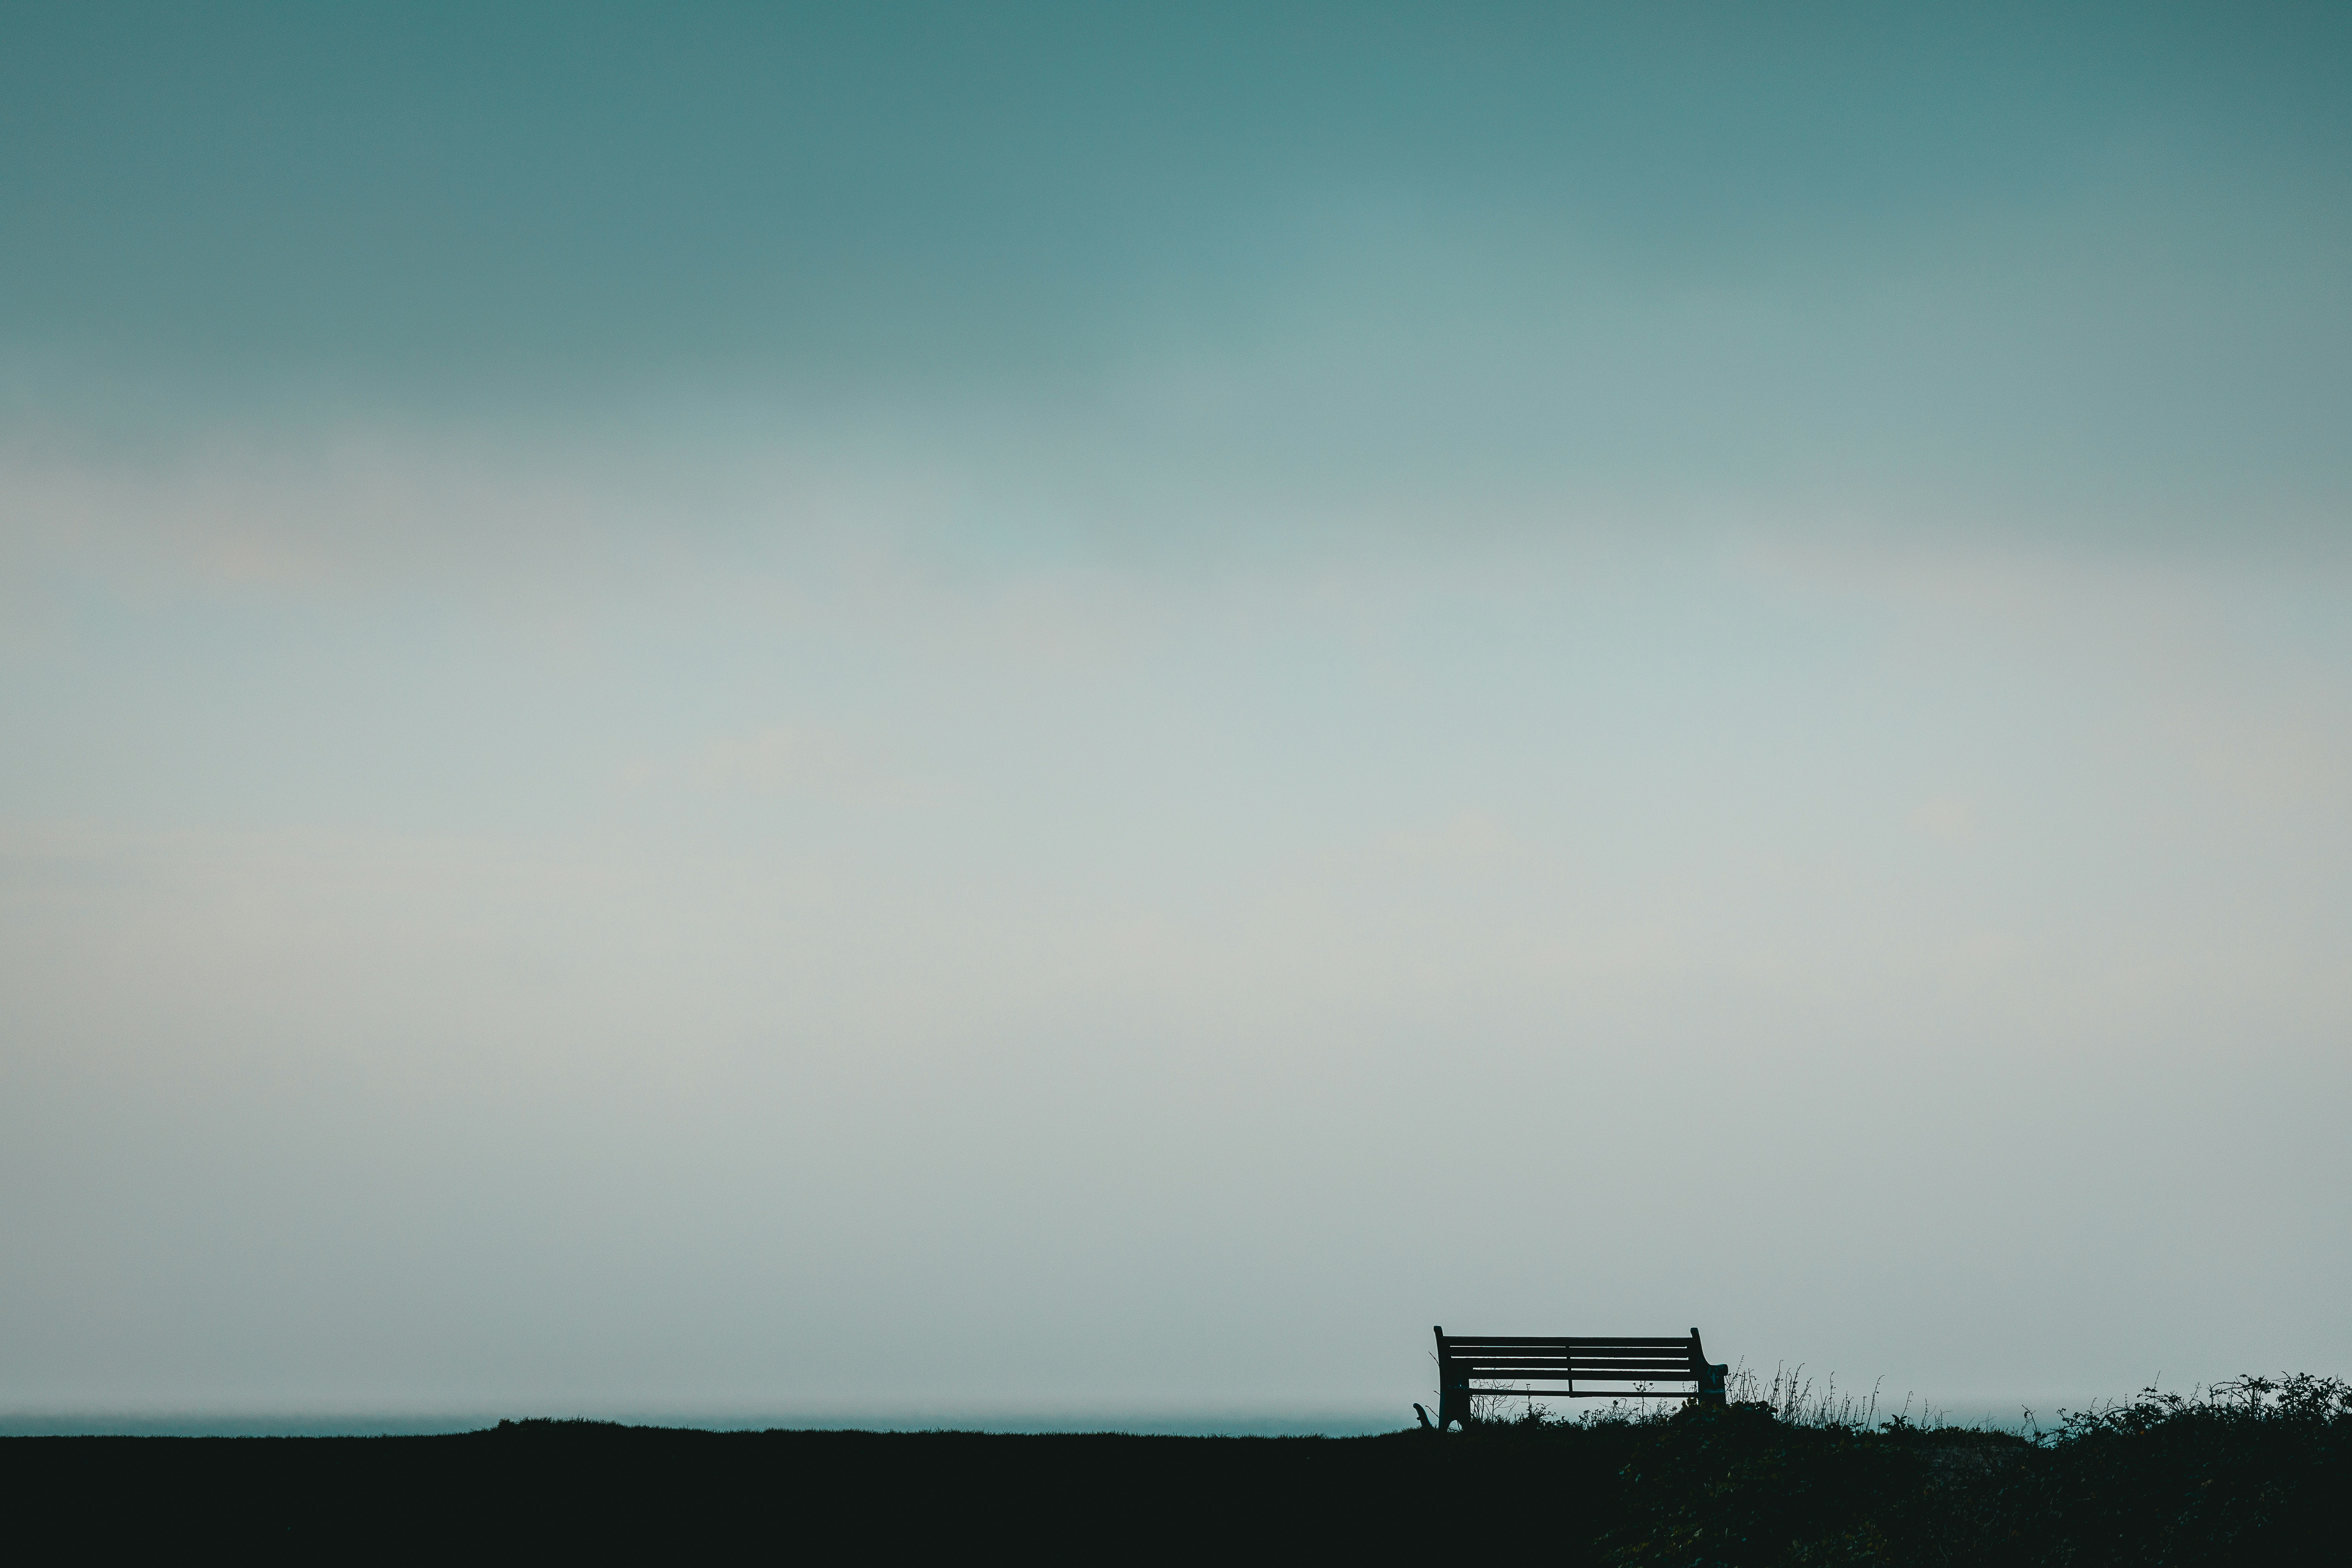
[0,1411,1413,1438]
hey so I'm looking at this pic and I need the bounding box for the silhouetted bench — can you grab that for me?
[1426,1326,1729,1430]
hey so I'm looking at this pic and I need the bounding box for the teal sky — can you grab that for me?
[3,4,2348,1423]
[4,3,2346,575]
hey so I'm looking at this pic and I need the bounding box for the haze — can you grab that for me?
[3,2,2347,1428]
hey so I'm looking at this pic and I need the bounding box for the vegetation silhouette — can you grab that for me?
[4,1373,2342,1562]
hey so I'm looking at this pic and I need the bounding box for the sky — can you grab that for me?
[3,2,2348,1428]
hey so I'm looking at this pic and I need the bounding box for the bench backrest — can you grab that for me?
[1432,1326,1728,1427]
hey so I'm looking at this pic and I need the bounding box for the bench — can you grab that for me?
[1426,1326,1729,1429]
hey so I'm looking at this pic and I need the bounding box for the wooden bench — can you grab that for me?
[1426,1326,1729,1429]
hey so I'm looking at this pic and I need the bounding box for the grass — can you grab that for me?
[1463,1359,1907,1429]
[1446,1369,2351,1564]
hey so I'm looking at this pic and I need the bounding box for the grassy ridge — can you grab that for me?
[5,1375,2342,1562]
[1464,1371,2349,1564]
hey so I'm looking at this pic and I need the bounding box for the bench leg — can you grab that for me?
[1438,1376,1470,1431]
[1433,1326,1469,1430]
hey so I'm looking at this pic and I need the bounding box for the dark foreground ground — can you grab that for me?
[7,1377,2345,1563]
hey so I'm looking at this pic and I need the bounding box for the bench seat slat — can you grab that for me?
[1460,1374,1699,1381]
[1463,1372,1699,1382]
[1456,1367,1700,1376]
[1469,1371,1700,1381]
[1439,1335,1574,1346]
[1564,1337,1697,1348]
[1446,1356,1698,1364]
[1457,1354,1696,1366]
[1455,1386,1696,1398]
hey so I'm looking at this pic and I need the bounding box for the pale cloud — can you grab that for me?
[0,416,971,606]
[1374,811,1520,872]
[1911,796,1977,841]
[1,425,598,590]
[622,722,921,807]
